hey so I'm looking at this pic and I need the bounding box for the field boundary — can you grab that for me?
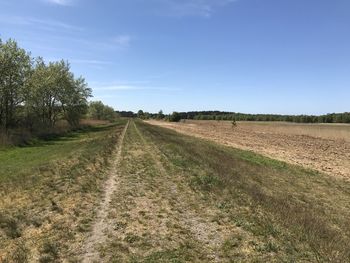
[146,120,350,179]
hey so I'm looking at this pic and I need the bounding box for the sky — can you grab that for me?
[0,0,349,114]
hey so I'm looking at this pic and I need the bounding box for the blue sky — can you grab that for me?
[1,0,349,114]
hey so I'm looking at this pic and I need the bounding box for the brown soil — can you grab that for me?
[147,120,350,180]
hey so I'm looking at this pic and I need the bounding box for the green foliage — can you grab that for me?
[39,241,60,263]
[0,37,92,135]
[137,110,144,118]
[137,110,152,120]
[157,110,165,119]
[191,174,222,191]
[169,112,181,122]
[0,215,21,238]
[0,38,32,129]
[26,58,92,129]
[8,241,29,263]
[87,101,119,122]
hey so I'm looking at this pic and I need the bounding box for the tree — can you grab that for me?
[0,38,32,130]
[102,105,119,122]
[88,101,106,120]
[87,101,118,122]
[157,110,165,119]
[26,58,60,128]
[137,110,144,118]
[169,112,181,122]
[60,76,92,127]
[26,59,92,129]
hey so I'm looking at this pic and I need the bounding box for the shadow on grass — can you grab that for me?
[21,124,119,148]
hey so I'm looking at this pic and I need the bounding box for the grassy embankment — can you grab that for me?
[99,120,350,262]
[0,120,127,262]
[2,119,350,262]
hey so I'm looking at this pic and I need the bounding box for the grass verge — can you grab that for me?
[0,120,127,262]
[137,121,350,262]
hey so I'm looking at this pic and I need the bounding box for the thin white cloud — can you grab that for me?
[45,57,114,66]
[90,80,151,86]
[154,0,236,17]
[48,35,133,51]
[69,59,114,65]
[74,37,133,51]
[112,35,132,48]
[94,84,181,91]
[44,0,73,6]
[0,15,82,31]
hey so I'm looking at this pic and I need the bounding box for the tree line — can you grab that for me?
[0,38,118,142]
[119,109,350,124]
[175,111,350,123]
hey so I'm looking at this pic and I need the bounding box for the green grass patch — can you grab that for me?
[0,121,125,187]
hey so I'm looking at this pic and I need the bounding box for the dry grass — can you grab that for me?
[140,121,350,262]
[83,120,350,262]
[95,120,243,262]
[3,119,350,262]
[0,121,127,262]
[80,119,111,126]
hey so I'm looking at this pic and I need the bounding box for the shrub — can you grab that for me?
[169,112,181,122]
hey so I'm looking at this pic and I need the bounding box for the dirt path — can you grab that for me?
[87,120,248,262]
[81,120,129,263]
[147,120,350,180]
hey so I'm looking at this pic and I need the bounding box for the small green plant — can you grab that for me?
[124,233,141,244]
[39,241,60,263]
[191,174,222,191]
[0,215,21,239]
[9,241,29,263]
[231,120,237,128]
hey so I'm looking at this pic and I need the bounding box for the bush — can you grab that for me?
[87,101,119,122]
[169,112,181,122]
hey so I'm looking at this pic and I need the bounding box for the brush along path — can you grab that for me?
[93,120,251,262]
[82,120,129,263]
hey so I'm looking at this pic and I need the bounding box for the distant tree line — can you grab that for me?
[175,111,350,123]
[117,111,136,118]
[132,110,166,120]
[121,109,350,124]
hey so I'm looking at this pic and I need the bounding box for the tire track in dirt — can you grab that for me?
[81,120,129,263]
